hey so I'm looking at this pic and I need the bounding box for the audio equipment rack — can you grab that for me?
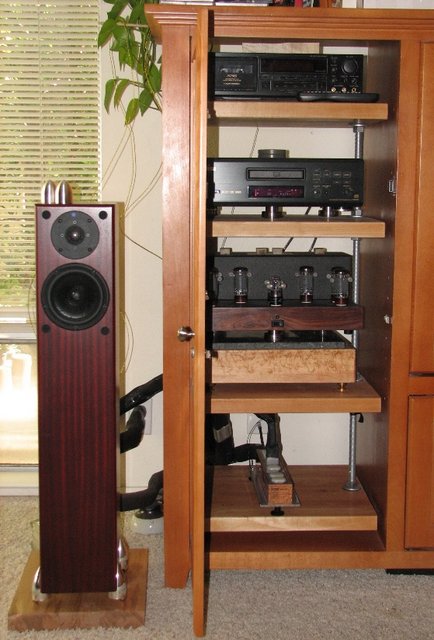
[147,6,434,637]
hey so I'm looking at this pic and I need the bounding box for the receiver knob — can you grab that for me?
[342,58,358,75]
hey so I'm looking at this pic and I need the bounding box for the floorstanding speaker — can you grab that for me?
[35,203,122,594]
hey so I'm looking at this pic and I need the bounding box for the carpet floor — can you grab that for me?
[1,496,434,640]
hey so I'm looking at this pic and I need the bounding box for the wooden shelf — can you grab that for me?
[208,465,378,533]
[209,214,386,238]
[207,376,381,413]
[209,101,389,125]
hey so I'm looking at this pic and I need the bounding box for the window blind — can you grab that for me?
[0,0,101,310]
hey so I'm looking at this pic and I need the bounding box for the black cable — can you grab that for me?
[120,406,146,453]
[118,470,163,512]
[120,373,163,415]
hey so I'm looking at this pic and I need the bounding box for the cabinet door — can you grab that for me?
[190,9,209,638]
[411,43,434,373]
[405,396,434,548]
[161,22,198,589]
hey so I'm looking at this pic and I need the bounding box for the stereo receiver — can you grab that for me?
[209,52,364,99]
[207,157,364,207]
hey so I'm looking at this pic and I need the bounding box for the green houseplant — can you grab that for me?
[98,0,162,125]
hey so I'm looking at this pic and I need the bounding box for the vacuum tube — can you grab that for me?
[295,266,317,304]
[327,267,353,306]
[264,275,287,307]
[230,266,251,304]
[208,267,223,305]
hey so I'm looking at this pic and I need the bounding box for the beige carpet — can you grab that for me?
[2,496,434,640]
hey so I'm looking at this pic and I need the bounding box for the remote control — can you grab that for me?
[297,92,380,103]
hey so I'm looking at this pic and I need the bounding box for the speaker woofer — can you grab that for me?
[41,263,110,330]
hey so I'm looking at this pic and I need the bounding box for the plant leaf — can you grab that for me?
[111,24,130,52]
[111,25,139,69]
[104,78,119,112]
[108,0,129,20]
[101,0,162,124]
[114,79,130,107]
[125,98,140,125]
[98,18,117,47]
[138,87,153,114]
[148,63,161,93]
[130,0,146,24]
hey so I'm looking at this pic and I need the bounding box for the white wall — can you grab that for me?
[99,15,164,489]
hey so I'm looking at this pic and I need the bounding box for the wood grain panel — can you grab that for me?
[212,304,364,331]
[410,42,434,373]
[8,549,147,631]
[405,396,434,548]
[211,347,355,384]
[210,101,388,125]
[160,25,194,589]
[208,466,377,533]
[36,205,119,594]
[208,378,381,414]
[210,215,385,239]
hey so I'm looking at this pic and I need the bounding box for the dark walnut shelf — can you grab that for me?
[212,301,363,332]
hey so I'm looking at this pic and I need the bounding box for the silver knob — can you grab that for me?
[177,326,195,342]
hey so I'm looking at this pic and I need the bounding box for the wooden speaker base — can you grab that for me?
[8,548,148,631]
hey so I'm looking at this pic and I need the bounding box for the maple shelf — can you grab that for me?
[209,214,386,238]
[209,100,389,126]
[208,465,378,534]
[208,376,381,414]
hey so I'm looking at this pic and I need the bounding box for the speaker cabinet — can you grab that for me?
[36,204,121,594]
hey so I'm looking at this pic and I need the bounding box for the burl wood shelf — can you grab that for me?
[8,549,148,632]
[209,214,386,238]
[208,465,378,533]
[208,376,381,413]
[209,100,389,125]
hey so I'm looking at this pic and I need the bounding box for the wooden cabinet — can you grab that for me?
[406,396,434,548]
[410,43,434,374]
[145,6,434,636]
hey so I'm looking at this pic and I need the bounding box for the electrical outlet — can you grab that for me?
[247,414,265,436]
[143,398,153,435]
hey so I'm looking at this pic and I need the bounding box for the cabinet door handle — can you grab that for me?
[177,326,195,342]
